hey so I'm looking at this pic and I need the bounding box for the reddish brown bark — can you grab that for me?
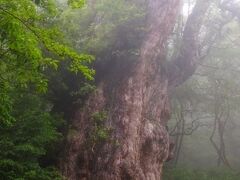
[62,1,180,179]
[61,0,214,179]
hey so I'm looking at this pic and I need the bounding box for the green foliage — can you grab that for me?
[90,111,111,145]
[46,63,96,118]
[163,168,240,180]
[91,111,108,125]
[0,92,63,180]
[0,0,94,125]
[68,0,85,9]
[0,0,94,179]
[59,0,146,55]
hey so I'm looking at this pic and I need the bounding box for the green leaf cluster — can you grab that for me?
[90,111,111,145]
[0,92,63,179]
[0,0,94,125]
[68,0,85,9]
[60,0,146,55]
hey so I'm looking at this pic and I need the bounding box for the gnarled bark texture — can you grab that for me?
[61,0,212,179]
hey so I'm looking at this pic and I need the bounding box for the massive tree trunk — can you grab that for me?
[61,0,211,179]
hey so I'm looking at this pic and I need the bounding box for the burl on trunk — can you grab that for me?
[61,0,206,179]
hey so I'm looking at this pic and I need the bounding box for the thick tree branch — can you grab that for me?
[168,0,212,87]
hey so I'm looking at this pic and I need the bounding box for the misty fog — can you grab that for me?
[1,0,240,179]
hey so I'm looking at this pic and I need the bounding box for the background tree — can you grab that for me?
[167,8,240,172]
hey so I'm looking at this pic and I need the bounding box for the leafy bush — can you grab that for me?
[0,92,64,179]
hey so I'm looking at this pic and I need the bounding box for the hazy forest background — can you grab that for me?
[0,0,240,179]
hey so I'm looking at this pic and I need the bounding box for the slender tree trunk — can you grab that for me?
[210,82,232,168]
[174,107,185,166]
